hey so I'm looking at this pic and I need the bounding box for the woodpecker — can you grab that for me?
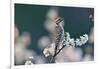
[54,17,65,55]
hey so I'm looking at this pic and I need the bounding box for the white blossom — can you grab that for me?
[75,38,82,46]
[25,56,34,65]
[83,34,88,41]
[69,38,75,47]
[25,61,34,65]
[64,33,88,47]
[75,34,88,46]
[43,33,88,58]
[43,43,55,57]
[43,48,51,57]
[65,32,70,41]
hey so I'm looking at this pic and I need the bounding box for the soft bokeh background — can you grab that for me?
[14,4,94,65]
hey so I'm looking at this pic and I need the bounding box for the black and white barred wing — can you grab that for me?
[54,17,65,53]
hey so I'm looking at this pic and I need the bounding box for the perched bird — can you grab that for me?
[54,17,65,56]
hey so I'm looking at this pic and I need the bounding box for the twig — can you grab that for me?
[53,44,66,57]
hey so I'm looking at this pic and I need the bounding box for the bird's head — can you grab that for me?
[53,17,64,27]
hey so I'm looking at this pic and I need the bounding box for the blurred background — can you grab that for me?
[14,4,94,65]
